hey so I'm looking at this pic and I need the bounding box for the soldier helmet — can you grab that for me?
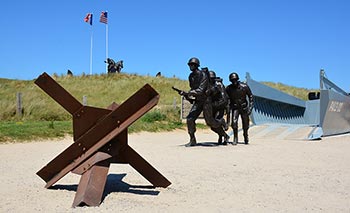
[229,72,239,81]
[209,71,216,79]
[187,57,200,66]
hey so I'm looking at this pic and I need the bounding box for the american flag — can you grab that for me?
[99,11,108,24]
[84,13,93,25]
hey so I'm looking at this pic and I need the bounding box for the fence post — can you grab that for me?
[16,92,23,117]
[181,96,184,119]
[83,95,87,106]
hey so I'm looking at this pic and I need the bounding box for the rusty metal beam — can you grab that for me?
[72,129,127,175]
[72,159,110,207]
[72,106,112,141]
[121,145,171,187]
[35,72,82,114]
[71,151,112,175]
[71,130,128,207]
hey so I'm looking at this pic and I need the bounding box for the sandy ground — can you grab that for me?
[1,127,350,212]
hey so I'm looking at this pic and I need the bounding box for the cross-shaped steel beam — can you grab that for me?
[35,72,171,207]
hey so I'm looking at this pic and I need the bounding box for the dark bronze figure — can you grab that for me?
[105,58,123,73]
[182,57,208,146]
[67,69,73,76]
[205,71,230,144]
[226,72,253,144]
[116,60,123,73]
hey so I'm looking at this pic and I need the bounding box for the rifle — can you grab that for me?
[172,86,195,104]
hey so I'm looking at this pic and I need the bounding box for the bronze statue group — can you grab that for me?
[174,57,253,147]
[105,58,123,73]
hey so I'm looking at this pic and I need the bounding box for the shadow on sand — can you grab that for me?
[50,173,160,204]
[179,141,248,147]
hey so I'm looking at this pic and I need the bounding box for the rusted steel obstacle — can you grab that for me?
[35,72,171,207]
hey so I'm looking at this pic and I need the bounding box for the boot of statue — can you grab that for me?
[218,135,223,145]
[233,129,238,145]
[243,131,249,144]
[222,133,229,145]
[185,134,197,147]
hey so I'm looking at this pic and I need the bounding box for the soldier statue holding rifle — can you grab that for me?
[173,57,208,146]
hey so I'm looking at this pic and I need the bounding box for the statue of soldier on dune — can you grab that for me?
[105,58,123,73]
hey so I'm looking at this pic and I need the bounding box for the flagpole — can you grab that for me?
[105,24,108,73]
[105,12,109,73]
[84,13,93,75]
[90,25,93,75]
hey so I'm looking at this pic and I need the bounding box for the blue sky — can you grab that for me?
[0,0,349,90]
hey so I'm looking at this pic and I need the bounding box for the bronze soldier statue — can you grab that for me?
[105,58,123,73]
[115,60,123,73]
[183,57,208,147]
[205,70,230,145]
[226,72,253,145]
[105,58,117,73]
